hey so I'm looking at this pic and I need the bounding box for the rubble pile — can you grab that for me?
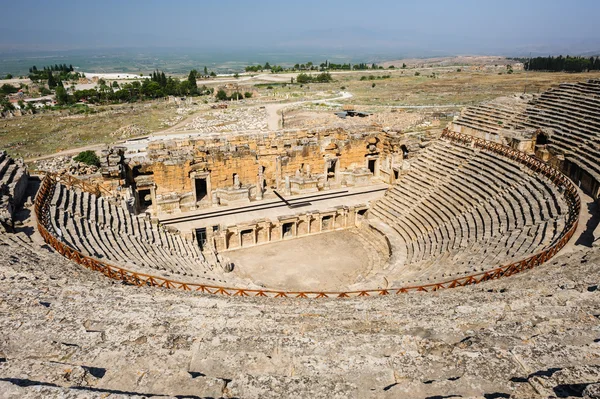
[99,147,125,178]
[110,124,147,139]
[34,156,99,175]
[183,106,268,132]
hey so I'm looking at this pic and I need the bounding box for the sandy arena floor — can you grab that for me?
[226,229,379,291]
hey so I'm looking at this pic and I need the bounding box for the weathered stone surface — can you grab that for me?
[0,228,598,398]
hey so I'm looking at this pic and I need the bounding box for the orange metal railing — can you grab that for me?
[34,130,581,298]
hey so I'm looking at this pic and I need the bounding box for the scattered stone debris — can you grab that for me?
[183,107,267,132]
[110,124,147,139]
[34,156,98,176]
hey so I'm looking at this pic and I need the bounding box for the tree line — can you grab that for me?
[28,64,82,88]
[512,55,600,72]
[245,60,388,73]
[295,72,333,84]
[57,69,213,106]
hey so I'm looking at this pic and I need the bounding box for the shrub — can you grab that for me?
[216,89,228,101]
[414,72,421,76]
[244,92,252,98]
[73,150,100,166]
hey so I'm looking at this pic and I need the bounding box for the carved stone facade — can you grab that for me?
[203,204,368,252]
[111,127,418,215]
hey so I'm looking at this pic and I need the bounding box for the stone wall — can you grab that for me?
[202,204,368,252]
[133,127,415,214]
[0,151,29,227]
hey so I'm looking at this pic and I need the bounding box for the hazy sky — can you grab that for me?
[2,0,599,56]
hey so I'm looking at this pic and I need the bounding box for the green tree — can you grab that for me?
[216,89,228,101]
[5,74,12,79]
[142,80,164,98]
[47,72,57,88]
[296,73,310,84]
[402,63,407,69]
[188,70,198,93]
[73,150,100,166]
[244,92,252,98]
[204,66,208,75]
[0,84,18,94]
[179,80,191,95]
[55,86,70,105]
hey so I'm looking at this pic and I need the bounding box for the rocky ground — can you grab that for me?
[182,107,268,132]
[284,107,427,132]
[32,156,98,176]
[0,206,599,398]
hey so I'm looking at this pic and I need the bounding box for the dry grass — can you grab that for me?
[0,102,179,158]
[324,69,600,106]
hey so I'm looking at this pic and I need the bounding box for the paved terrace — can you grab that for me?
[159,184,388,232]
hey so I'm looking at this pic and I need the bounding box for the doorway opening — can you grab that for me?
[400,144,409,158]
[322,215,333,230]
[195,178,208,202]
[326,159,337,181]
[138,189,152,209]
[282,222,294,238]
[196,228,207,250]
[368,159,376,174]
[241,229,254,246]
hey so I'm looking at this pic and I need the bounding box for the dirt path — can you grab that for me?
[25,143,113,163]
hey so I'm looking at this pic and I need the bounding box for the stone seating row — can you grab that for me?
[48,184,243,285]
[454,79,600,196]
[0,151,28,222]
[51,183,203,260]
[368,139,569,284]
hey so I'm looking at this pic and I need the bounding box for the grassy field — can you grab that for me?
[3,68,600,159]
[325,69,600,106]
[0,102,180,159]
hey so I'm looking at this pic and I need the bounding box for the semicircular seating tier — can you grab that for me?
[451,79,600,198]
[47,182,251,287]
[366,137,571,287]
[39,135,578,294]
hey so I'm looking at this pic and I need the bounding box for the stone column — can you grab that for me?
[284,176,291,196]
[275,157,282,191]
[257,166,264,200]
[267,222,272,243]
